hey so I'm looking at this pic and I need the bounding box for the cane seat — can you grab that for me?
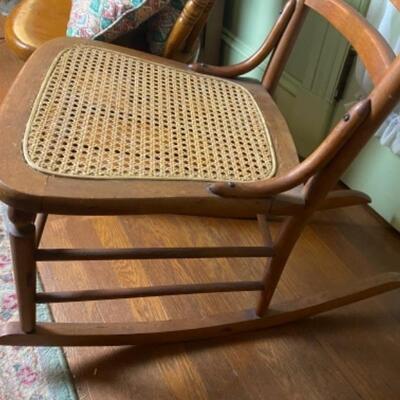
[23,44,276,183]
[0,38,298,215]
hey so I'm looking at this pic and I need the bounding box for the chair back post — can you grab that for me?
[163,0,213,61]
[262,0,307,93]
[184,0,215,54]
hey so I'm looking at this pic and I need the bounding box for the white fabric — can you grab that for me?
[356,1,400,155]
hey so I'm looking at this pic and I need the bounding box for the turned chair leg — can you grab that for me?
[6,208,37,333]
[35,213,48,247]
[257,214,309,316]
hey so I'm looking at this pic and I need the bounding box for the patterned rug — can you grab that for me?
[0,206,78,400]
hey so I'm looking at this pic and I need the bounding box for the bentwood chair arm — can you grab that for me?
[192,0,395,88]
[209,99,371,198]
[189,0,297,79]
[209,0,398,199]
[307,0,395,86]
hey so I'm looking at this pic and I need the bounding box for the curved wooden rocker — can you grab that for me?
[1,272,400,346]
[0,0,399,347]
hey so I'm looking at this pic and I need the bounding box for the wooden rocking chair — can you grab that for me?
[0,0,399,347]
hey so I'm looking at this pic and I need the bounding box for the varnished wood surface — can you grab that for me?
[5,0,72,60]
[2,271,399,346]
[36,210,400,400]
[190,0,297,78]
[0,18,23,103]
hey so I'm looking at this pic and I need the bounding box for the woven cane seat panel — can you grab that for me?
[23,45,276,182]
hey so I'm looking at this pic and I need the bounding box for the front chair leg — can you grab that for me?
[6,207,37,333]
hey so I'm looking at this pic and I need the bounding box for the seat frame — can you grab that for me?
[1,0,400,347]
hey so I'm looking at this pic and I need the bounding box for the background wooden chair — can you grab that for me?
[4,0,214,62]
[0,0,399,346]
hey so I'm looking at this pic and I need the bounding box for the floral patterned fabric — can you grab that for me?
[0,205,77,400]
[67,0,187,55]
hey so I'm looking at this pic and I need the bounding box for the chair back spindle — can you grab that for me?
[163,0,216,61]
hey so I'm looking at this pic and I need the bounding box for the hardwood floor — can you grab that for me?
[1,16,400,400]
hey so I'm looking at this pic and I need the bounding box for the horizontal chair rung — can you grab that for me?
[35,246,274,262]
[36,281,265,303]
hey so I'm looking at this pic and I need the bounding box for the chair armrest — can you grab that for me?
[210,99,371,198]
[189,0,296,78]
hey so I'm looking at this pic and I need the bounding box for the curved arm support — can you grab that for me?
[209,99,371,198]
[189,0,296,78]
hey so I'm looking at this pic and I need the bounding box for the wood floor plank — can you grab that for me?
[311,207,400,320]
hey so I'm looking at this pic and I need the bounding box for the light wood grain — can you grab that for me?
[5,0,72,60]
